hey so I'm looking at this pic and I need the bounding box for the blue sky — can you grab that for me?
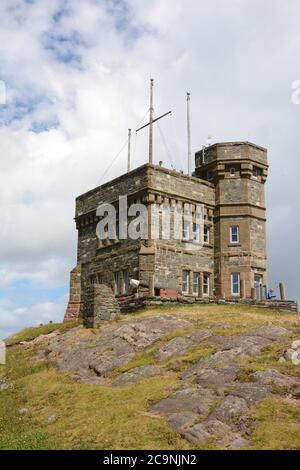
[0,0,300,339]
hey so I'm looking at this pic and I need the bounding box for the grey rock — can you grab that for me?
[284,348,296,361]
[89,352,135,378]
[219,335,272,355]
[230,382,270,407]
[182,348,247,380]
[291,340,300,350]
[249,369,299,391]
[194,366,240,390]
[248,325,289,341]
[155,337,194,361]
[291,351,300,365]
[211,395,248,425]
[167,412,198,433]
[186,329,212,343]
[182,418,249,449]
[112,365,163,386]
[181,423,211,444]
[151,386,216,417]
[45,314,193,383]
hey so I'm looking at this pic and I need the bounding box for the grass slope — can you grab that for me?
[1,304,300,450]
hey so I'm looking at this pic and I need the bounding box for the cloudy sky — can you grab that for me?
[0,0,299,339]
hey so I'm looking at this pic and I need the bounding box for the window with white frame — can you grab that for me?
[182,220,190,241]
[192,272,200,296]
[252,167,259,178]
[114,271,122,296]
[231,272,240,295]
[182,270,190,294]
[203,273,210,296]
[230,225,239,244]
[123,270,129,294]
[98,273,104,284]
[193,223,200,243]
[230,167,236,176]
[204,225,210,244]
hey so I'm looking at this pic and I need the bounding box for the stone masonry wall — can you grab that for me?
[84,284,120,328]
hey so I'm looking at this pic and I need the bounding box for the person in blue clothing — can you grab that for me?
[267,288,276,299]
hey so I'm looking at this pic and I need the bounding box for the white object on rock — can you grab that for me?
[291,340,300,350]
[284,348,295,361]
[291,351,300,365]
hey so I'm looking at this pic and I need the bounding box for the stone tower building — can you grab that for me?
[64,141,268,322]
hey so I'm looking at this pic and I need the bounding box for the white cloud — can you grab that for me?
[0,296,67,340]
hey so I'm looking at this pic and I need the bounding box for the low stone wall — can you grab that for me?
[119,296,298,314]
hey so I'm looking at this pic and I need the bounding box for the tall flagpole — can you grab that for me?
[149,78,154,164]
[187,92,191,176]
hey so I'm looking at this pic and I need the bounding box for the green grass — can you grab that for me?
[249,397,300,450]
[1,304,299,450]
[5,321,81,346]
[0,346,196,450]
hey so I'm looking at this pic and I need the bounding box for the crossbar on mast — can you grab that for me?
[136,79,172,166]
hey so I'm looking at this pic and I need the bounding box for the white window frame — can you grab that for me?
[192,272,200,296]
[252,167,259,178]
[230,225,239,244]
[182,270,190,294]
[231,272,240,296]
[193,222,201,243]
[204,225,210,244]
[182,220,190,241]
[203,273,210,296]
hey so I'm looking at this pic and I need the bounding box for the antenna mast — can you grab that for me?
[149,78,154,164]
[127,128,131,172]
[136,79,171,166]
[187,92,191,176]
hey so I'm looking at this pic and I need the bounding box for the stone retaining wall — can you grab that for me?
[119,296,298,314]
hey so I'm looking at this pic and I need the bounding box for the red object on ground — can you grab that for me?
[158,289,179,297]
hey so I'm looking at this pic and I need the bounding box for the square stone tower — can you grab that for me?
[195,142,268,299]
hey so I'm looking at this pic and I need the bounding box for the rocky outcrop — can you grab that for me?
[30,312,300,449]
